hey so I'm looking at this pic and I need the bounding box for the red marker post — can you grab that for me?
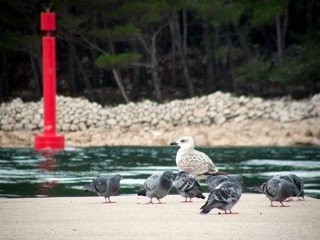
[35,11,64,150]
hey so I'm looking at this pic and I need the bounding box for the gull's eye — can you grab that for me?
[181,139,186,143]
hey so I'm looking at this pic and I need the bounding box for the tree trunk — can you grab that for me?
[170,19,177,88]
[170,17,194,97]
[182,10,188,55]
[29,54,41,98]
[130,42,141,100]
[306,0,314,30]
[233,23,250,60]
[80,35,130,103]
[202,20,214,91]
[111,68,130,103]
[213,28,220,85]
[276,13,283,60]
[72,43,94,101]
[90,9,99,88]
[137,25,166,102]
[151,30,163,102]
[109,40,131,103]
[227,30,236,91]
[67,35,77,95]
[276,4,289,61]
[281,5,289,53]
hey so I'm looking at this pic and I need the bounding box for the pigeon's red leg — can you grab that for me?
[224,210,238,214]
[103,197,115,204]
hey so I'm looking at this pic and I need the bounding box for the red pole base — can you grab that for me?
[34,135,65,150]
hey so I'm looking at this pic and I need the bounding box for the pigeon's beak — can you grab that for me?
[170,141,178,146]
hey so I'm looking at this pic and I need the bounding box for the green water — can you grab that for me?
[0,146,319,198]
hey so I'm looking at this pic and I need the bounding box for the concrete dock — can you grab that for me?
[0,194,319,240]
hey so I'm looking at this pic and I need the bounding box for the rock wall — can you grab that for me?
[1,92,320,147]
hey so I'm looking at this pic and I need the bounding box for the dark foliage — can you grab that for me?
[0,0,319,105]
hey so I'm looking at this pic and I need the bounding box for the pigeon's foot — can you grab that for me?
[146,199,154,204]
[270,201,278,207]
[280,202,289,207]
[181,198,192,203]
[224,210,238,214]
[103,197,116,204]
[156,199,166,204]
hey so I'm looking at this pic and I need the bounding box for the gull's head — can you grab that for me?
[170,136,195,150]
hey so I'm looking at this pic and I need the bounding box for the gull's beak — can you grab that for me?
[170,141,178,146]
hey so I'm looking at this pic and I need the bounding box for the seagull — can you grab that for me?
[272,174,304,200]
[138,170,174,204]
[174,171,205,202]
[206,174,244,191]
[83,174,122,203]
[170,136,219,180]
[200,180,242,214]
[253,178,300,207]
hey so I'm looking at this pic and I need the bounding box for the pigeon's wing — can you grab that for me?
[213,182,242,203]
[174,172,196,191]
[206,175,228,191]
[262,179,280,198]
[289,174,304,193]
[144,174,160,192]
[277,175,294,183]
[92,177,109,195]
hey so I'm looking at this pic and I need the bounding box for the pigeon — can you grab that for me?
[174,171,205,202]
[253,178,300,207]
[170,136,219,180]
[272,174,304,200]
[206,174,244,191]
[83,174,122,203]
[200,180,242,214]
[138,170,174,204]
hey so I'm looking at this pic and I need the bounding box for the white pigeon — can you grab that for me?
[170,136,219,180]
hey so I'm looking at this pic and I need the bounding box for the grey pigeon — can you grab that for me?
[138,171,174,204]
[200,180,242,214]
[206,174,244,191]
[254,178,300,207]
[174,171,205,202]
[170,136,218,180]
[83,174,122,203]
[272,174,304,200]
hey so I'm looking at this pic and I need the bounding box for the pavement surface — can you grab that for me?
[0,194,319,240]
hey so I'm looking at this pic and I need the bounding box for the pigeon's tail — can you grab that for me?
[83,184,94,192]
[200,208,211,214]
[137,186,147,196]
[200,202,219,214]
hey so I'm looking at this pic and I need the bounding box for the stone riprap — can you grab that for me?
[1,92,319,147]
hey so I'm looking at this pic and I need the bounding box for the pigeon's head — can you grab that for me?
[112,174,123,182]
[229,174,245,188]
[163,170,174,180]
[170,136,195,150]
